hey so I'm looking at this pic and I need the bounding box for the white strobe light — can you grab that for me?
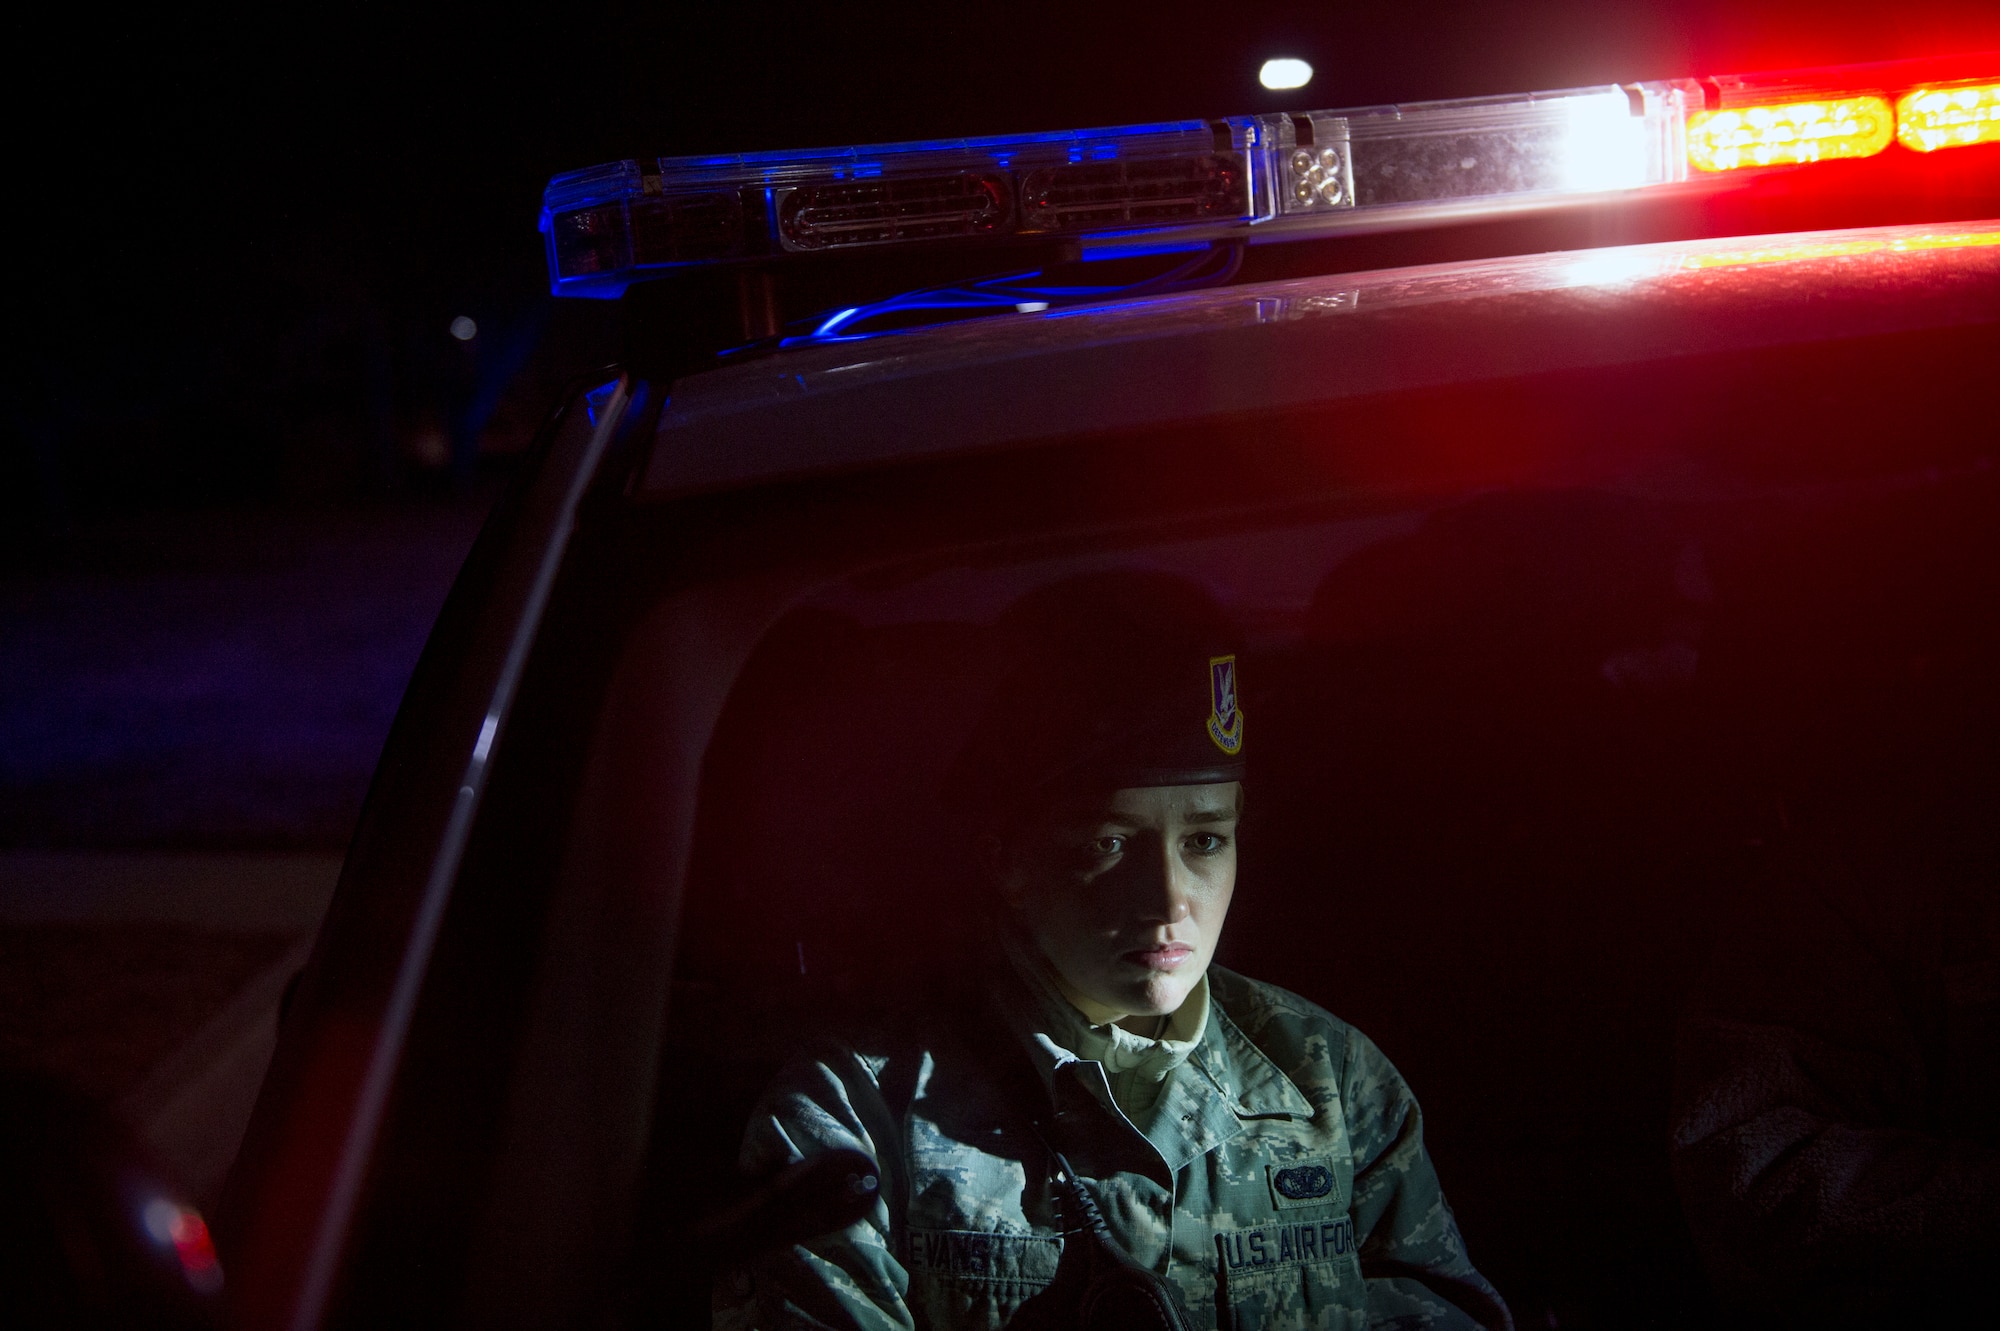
[1260,58,1313,91]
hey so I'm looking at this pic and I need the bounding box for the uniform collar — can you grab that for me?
[990,940,1314,1175]
[1190,985,1317,1120]
[1001,932,1208,1081]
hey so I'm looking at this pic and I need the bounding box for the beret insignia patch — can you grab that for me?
[1206,654,1243,756]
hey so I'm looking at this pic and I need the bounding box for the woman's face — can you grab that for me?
[994,781,1240,1027]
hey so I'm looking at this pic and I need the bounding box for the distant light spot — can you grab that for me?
[140,1197,223,1295]
[449,315,478,341]
[1260,58,1313,91]
[143,1198,179,1245]
[1015,301,1049,313]
[407,424,450,469]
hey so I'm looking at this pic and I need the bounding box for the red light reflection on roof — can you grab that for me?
[1678,228,2000,269]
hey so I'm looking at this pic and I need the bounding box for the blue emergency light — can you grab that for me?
[543,55,2000,299]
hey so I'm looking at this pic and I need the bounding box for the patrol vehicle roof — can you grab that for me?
[641,222,2000,497]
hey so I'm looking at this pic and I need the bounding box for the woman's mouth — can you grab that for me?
[1124,943,1195,972]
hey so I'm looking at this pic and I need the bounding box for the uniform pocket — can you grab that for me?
[907,1228,1060,1328]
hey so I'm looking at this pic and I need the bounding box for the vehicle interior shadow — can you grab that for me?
[1241,491,1741,1328]
[634,606,1003,1327]
[635,470,2000,1328]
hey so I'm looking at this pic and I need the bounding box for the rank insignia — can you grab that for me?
[1207,654,1243,755]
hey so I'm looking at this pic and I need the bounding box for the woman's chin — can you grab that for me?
[1056,955,1204,1024]
[1127,974,1196,1017]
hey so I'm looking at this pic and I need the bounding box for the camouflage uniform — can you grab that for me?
[717,961,1508,1330]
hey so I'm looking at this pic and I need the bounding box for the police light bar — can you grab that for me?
[1898,83,2000,152]
[543,53,2000,297]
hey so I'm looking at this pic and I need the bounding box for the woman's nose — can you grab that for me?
[1132,838,1194,924]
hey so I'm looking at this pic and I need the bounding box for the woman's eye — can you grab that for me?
[1186,833,1226,854]
[1089,836,1125,855]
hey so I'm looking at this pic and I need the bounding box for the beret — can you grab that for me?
[947,570,1244,822]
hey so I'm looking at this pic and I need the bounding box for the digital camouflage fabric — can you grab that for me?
[714,965,1509,1330]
